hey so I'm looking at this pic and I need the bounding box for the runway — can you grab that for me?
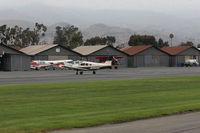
[49,111,200,133]
[0,67,200,84]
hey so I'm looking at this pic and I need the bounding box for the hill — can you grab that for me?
[82,24,134,45]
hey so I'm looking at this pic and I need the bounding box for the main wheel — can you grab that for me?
[93,71,96,74]
[80,71,83,75]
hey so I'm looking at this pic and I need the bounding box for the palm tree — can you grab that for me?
[169,33,174,47]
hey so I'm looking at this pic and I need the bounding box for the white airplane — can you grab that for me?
[30,60,73,70]
[66,60,112,75]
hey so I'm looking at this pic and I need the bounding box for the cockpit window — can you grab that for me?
[68,61,73,64]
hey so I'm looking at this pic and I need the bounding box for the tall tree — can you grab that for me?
[0,25,8,44]
[53,25,83,49]
[33,23,47,45]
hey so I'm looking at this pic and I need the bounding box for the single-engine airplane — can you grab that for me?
[66,60,112,75]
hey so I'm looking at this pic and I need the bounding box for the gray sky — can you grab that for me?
[0,0,199,13]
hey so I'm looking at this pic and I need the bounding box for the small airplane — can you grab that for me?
[66,60,112,75]
[30,60,73,70]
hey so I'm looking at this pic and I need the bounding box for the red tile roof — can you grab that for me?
[120,45,152,55]
[160,46,192,55]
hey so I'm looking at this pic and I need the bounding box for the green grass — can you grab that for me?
[1,76,200,133]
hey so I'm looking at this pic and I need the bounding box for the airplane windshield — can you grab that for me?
[67,61,73,64]
[73,61,80,64]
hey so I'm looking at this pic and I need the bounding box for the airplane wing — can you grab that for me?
[64,65,100,71]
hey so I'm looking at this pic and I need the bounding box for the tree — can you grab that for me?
[53,26,65,46]
[33,23,47,45]
[128,34,157,46]
[180,41,194,46]
[0,25,8,44]
[0,23,47,47]
[128,34,169,48]
[106,36,116,46]
[21,28,36,46]
[157,38,169,48]
[85,36,103,46]
[53,25,83,49]
[70,31,83,49]
[84,36,116,46]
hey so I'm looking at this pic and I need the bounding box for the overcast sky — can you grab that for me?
[0,0,199,13]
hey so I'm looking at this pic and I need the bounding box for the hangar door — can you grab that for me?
[48,56,68,60]
[0,55,2,70]
[0,54,11,71]
[0,50,3,70]
[145,55,160,67]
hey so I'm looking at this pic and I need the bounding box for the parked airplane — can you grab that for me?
[30,60,73,70]
[185,59,199,67]
[66,60,112,75]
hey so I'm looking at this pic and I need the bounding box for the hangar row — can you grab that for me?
[120,45,200,67]
[0,43,200,71]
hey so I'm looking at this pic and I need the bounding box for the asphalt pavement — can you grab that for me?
[49,111,200,133]
[1,67,200,84]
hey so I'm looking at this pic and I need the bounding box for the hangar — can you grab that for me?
[73,45,128,67]
[121,45,170,67]
[161,46,200,67]
[20,44,81,61]
[0,43,31,71]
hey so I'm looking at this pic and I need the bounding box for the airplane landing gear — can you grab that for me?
[93,71,96,75]
[76,71,78,75]
[80,71,83,75]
